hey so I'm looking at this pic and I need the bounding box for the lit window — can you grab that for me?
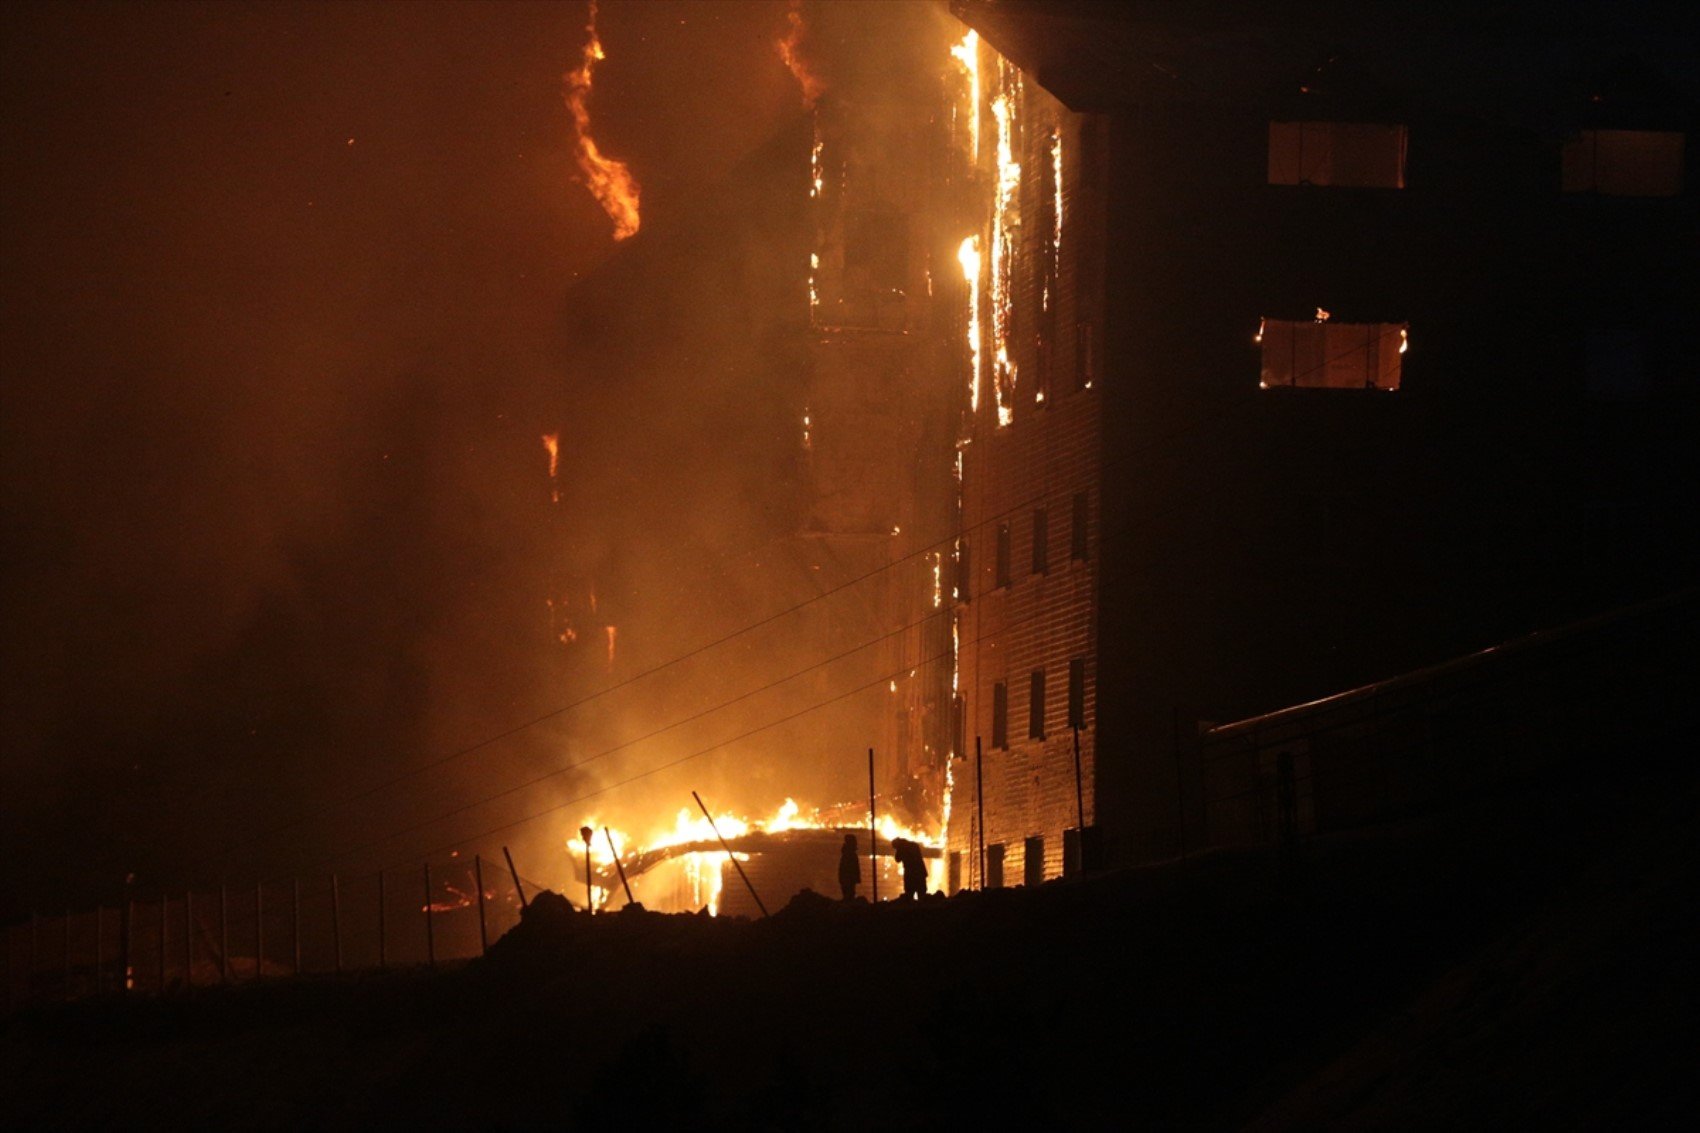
[1561,129,1683,197]
[1258,317,1406,391]
[992,682,1008,750]
[1028,669,1046,740]
[1269,121,1407,188]
[1024,836,1045,887]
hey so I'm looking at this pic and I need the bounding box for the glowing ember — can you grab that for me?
[564,1,641,241]
[1399,327,1409,354]
[542,432,561,503]
[777,5,823,109]
[957,235,983,413]
[1314,307,1331,323]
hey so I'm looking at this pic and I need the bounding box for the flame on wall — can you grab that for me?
[991,64,1022,429]
[565,1,641,241]
[957,235,983,413]
[950,30,980,163]
[542,432,561,504]
[777,4,824,109]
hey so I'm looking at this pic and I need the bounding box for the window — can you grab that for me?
[1070,492,1088,562]
[1268,121,1407,188]
[1075,321,1096,390]
[992,682,1008,750]
[1561,130,1683,197]
[1258,318,1406,391]
[947,850,962,895]
[1032,508,1049,575]
[1029,669,1046,740]
[986,843,1006,889]
[995,523,1011,588]
[1068,658,1086,730]
[1024,836,1045,887]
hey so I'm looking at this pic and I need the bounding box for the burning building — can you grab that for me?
[547,1,1696,904]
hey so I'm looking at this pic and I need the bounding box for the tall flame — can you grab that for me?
[950,30,980,163]
[958,235,983,413]
[777,5,824,109]
[564,1,641,241]
[990,65,1022,428]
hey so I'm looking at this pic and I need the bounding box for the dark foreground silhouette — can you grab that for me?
[3,750,1694,1129]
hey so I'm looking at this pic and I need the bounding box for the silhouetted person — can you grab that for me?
[838,833,861,900]
[893,837,926,899]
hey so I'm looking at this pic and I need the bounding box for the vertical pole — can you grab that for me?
[331,874,342,974]
[423,863,435,968]
[157,896,166,993]
[184,891,193,988]
[604,828,635,907]
[254,882,263,981]
[868,747,878,904]
[976,736,986,890]
[580,827,594,915]
[291,879,300,976]
[502,847,528,910]
[1072,724,1086,833]
[120,893,132,994]
[474,856,488,955]
[377,871,387,968]
[692,791,769,918]
[218,881,228,983]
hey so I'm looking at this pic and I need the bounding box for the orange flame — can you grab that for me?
[777,5,823,109]
[565,1,641,241]
[542,432,561,503]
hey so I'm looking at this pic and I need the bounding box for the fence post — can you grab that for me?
[868,748,878,904]
[474,856,488,955]
[291,879,300,976]
[423,863,435,968]
[331,874,342,974]
[218,881,228,983]
[378,871,387,969]
[254,882,263,981]
[184,891,193,988]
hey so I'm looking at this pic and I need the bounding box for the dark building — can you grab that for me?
[949,0,1699,871]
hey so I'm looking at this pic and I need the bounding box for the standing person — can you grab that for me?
[838,833,861,900]
[893,838,927,900]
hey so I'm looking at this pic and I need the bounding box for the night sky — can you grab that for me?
[0,0,805,921]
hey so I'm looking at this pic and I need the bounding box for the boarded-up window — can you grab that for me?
[1269,122,1407,188]
[992,682,1008,749]
[1024,836,1045,887]
[1029,669,1046,740]
[1561,130,1684,197]
[986,843,1006,889]
[1260,319,1406,390]
[995,523,1011,588]
[1068,658,1086,729]
[1032,508,1049,575]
